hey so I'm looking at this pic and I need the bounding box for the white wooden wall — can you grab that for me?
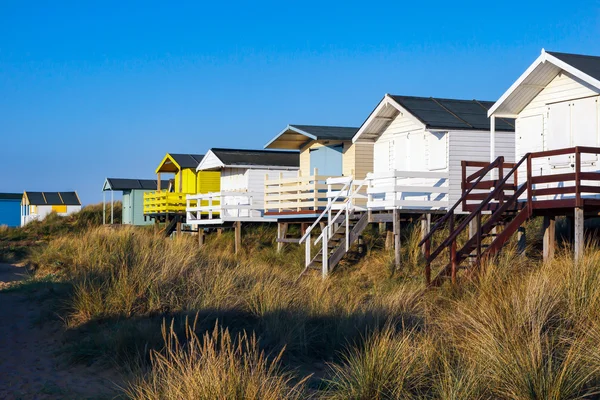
[448,130,515,211]
[514,72,600,199]
[221,167,297,218]
[516,72,600,184]
[373,112,425,174]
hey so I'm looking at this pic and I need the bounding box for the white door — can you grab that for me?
[374,140,392,174]
[517,115,544,157]
[409,132,427,170]
[394,134,409,171]
[427,132,448,170]
[571,96,599,164]
[547,102,571,167]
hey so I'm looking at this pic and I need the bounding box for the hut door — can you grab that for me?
[547,102,572,167]
[122,191,131,224]
[571,96,598,164]
[309,144,343,176]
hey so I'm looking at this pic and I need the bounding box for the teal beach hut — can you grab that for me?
[102,178,168,225]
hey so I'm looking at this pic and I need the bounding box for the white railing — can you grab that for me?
[264,169,334,214]
[300,176,367,278]
[366,170,449,210]
[186,191,265,224]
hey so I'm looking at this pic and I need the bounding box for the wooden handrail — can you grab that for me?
[424,153,528,262]
[419,156,505,247]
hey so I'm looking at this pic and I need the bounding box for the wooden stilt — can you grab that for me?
[421,214,431,256]
[176,221,182,236]
[234,221,242,254]
[217,228,223,237]
[379,222,386,234]
[277,223,288,253]
[468,217,477,264]
[393,209,401,270]
[574,207,584,262]
[385,229,393,250]
[198,227,205,247]
[517,226,526,256]
[542,216,555,262]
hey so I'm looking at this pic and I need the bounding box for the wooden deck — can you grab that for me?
[421,146,600,287]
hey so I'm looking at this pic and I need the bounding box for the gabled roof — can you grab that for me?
[24,191,81,206]
[0,193,22,201]
[103,178,169,191]
[265,125,359,150]
[489,49,600,117]
[353,94,514,142]
[198,148,299,171]
[156,153,205,173]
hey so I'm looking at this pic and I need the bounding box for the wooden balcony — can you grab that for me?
[264,173,332,215]
[143,191,190,215]
[366,170,449,211]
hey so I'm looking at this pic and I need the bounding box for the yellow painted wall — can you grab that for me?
[197,170,221,194]
[299,140,372,178]
[52,205,67,213]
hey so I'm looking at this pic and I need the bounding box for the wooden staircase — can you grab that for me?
[302,212,368,276]
[298,177,368,279]
[163,214,183,237]
[420,154,532,286]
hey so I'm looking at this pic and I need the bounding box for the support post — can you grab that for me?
[449,213,457,285]
[393,209,401,270]
[103,191,106,225]
[542,216,555,263]
[574,207,584,262]
[234,221,242,254]
[517,226,527,256]
[176,220,182,236]
[277,223,288,253]
[420,213,431,256]
[111,189,114,224]
[198,227,205,247]
[468,217,477,264]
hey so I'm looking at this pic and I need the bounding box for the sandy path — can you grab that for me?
[0,263,123,399]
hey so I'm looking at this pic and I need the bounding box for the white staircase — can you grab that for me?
[298,177,368,279]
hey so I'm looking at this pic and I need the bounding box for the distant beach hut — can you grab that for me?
[0,193,22,227]
[21,191,82,226]
[102,178,168,225]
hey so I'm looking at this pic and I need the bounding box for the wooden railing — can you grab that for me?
[143,191,191,215]
[365,170,449,210]
[186,191,264,224]
[264,169,341,214]
[461,160,518,212]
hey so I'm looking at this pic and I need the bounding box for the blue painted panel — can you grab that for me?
[309,145,343,176]
[0,199,21,227]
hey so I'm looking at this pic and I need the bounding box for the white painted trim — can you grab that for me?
[264,125,317,149]
[352,94,426,143]
[196,149,225,171]
[489,49,600,117]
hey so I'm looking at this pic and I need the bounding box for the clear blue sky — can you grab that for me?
[1,1,599,204]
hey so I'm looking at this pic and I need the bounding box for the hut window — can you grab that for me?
[52,205,67,213]
[30,205,37,214]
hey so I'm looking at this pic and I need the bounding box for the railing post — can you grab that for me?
[209,195,213,220]
[498,161,504,207]
[449,212,457,285]
[305,230,311,268]
[322,227,328,279]
[526,154,533,210]
[575,147,582,207]
[461,160,467,211]
[476,212,482,270]
[345,201,350,251]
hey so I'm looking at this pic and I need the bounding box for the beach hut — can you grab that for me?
[102,178,168,225]
[263,124,371,215]
[263,124,372,249]
[143,153,220,234]
[480,49,600,263]
[21,191,81,226]
[421,50,600,286]
[185,148,299,250]
[353,94,515,213]
[0,193,22,227]
[298,96,515,279]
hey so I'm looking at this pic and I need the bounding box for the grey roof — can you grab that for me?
[547,51,600,82]
[105,178,168,191]
[389,95,515,131]
[169,154,204,169]
[0,193,22,201]
[25,192,81,206]
[211,148,299,167]
[289,125,359,141]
